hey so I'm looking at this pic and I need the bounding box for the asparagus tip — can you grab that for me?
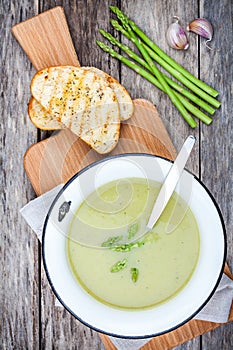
[96,40,102,48]
[109,5,118,13]
[96,40,110,53]
[99,30,117,45]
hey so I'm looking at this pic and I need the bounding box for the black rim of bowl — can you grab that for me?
[42,153,227,339]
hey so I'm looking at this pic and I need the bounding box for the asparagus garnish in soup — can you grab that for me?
[67,178,200,309]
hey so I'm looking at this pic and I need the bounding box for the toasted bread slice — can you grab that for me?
[30,66,85,119]
[67,69,120,153]
[83,67,134,121]
[29,94,119,152]
[28,97,66,130]
[31,66,120,153]
[78,79,121,154]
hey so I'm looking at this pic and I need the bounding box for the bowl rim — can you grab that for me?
[42,153,227,339]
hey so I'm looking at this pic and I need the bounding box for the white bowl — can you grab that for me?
[42,154,226,338]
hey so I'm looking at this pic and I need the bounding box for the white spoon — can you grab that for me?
[146,135,196,230]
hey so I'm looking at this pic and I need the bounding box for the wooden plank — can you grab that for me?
[36,1,120,349]
[1,1,40,349]
[7,1,232,350]
[37,0,121,72]
[200,1,233,349]
[119,1,200,349]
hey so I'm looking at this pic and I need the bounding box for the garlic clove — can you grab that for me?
[166,18,189,50]
[187,18,218,50]
[187,18,213,40]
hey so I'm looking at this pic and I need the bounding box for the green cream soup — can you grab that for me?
[67,178,200,309]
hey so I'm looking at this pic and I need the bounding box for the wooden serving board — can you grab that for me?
[24,98,176,195]
[12,6,233,350]
[23,100,233,350]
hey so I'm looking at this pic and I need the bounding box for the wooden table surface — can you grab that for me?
[1,0,232,349]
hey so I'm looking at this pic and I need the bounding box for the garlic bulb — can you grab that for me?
[166,17,189,50]
[187,18,213,50]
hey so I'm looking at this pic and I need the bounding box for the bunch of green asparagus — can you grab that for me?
[96,6,221,128]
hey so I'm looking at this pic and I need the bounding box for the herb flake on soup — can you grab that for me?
[67,178,200,309]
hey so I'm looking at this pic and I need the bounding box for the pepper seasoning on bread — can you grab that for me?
[29,66,133,154]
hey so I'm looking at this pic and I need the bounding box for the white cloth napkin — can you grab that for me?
[20,184,233,350]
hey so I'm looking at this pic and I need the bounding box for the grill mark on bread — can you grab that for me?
[77,71,91,135]
[54,67,76,126]
[71,71,87,134]
[80,83,120,153]
[82,67,133,121]
[28,97,66,130]
[31,66,121,154]
[49,67,65,121]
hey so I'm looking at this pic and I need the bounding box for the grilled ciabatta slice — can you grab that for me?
[28,97,66,130]
[30,66,120,154]
[82,67,133,121]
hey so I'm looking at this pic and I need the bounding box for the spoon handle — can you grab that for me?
[146,135,196,230]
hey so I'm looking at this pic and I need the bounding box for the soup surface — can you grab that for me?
[67,178,200,309]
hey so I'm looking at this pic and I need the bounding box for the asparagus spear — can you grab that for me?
[127,223,139,240]
[99,29,216,115]
[96,40,212,125]
[109,7,196,128]
[111,19,131,40]
[144,45,220,108]
[131,268,139,282]
[110,258,127,272]
[109,21,220,110]
[164,76,215,114]
[101,235,123,247]
[174,91,212,125]
[109,6,219,98]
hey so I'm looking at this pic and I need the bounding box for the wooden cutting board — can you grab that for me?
[12,6,233,350]
[23,97,176,195]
